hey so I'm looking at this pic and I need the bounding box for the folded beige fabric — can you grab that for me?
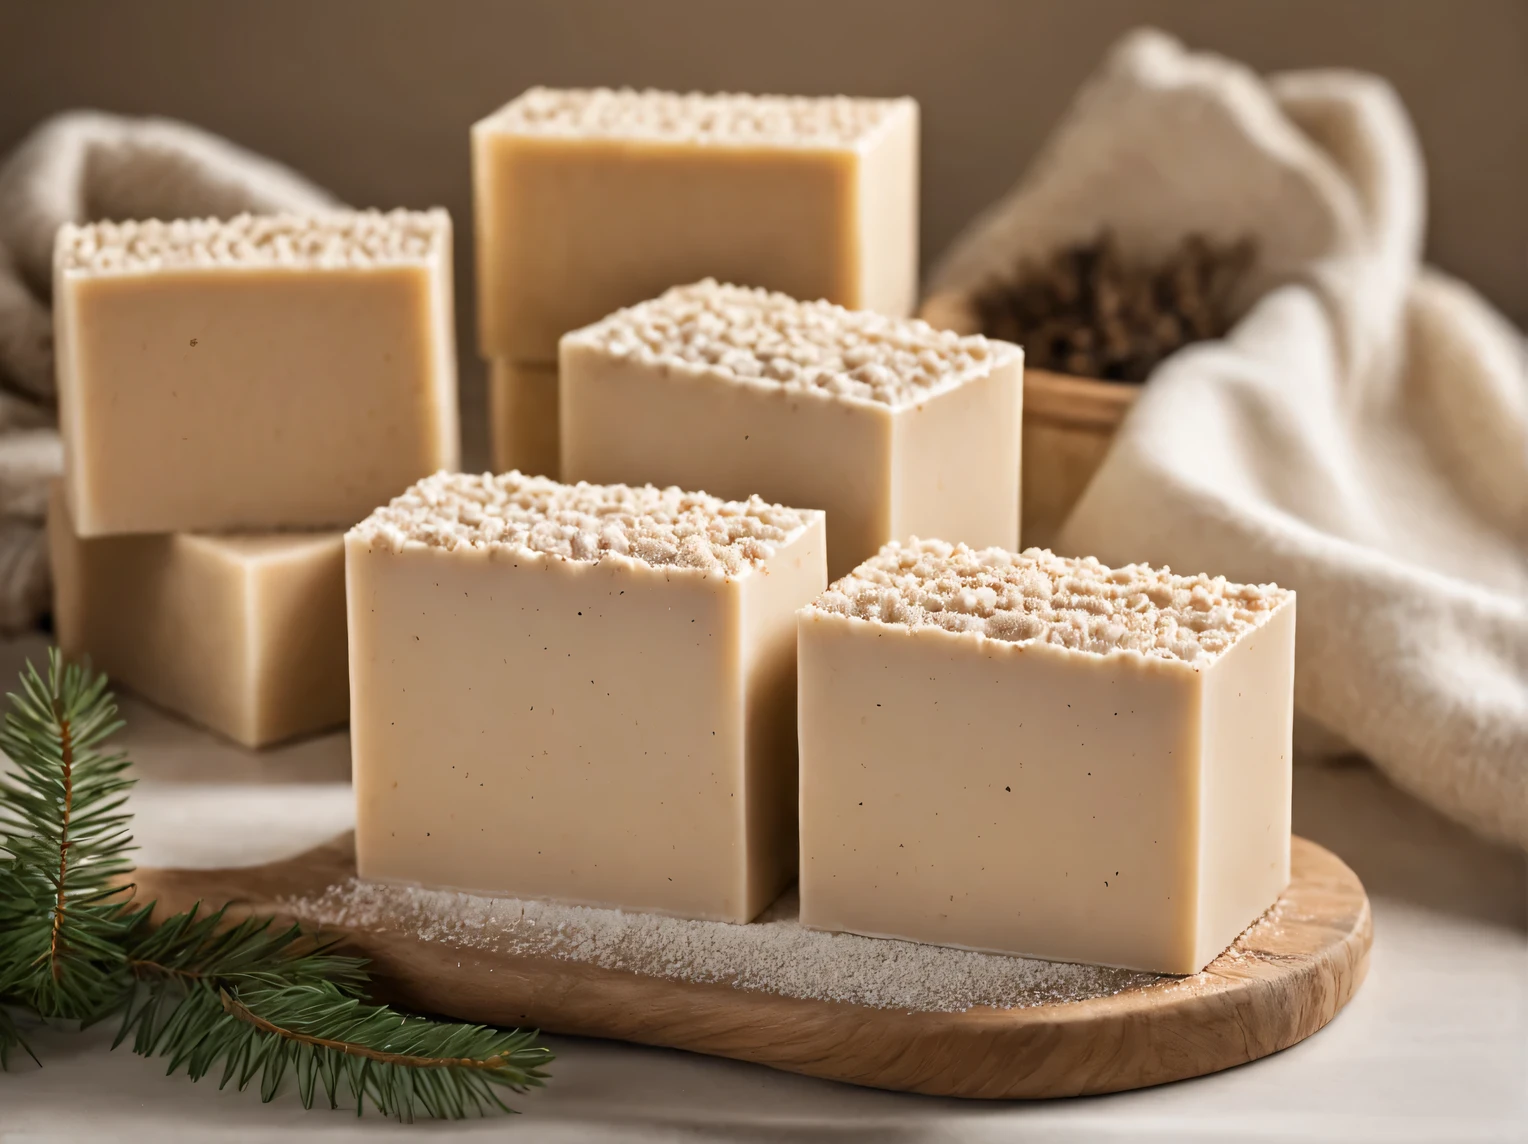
[0,111,337,631]
[931,30,1528,850]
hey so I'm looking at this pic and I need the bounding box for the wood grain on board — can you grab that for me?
[133,833,1370,1099]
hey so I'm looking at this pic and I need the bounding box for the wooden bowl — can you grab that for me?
[919,291,1139,551]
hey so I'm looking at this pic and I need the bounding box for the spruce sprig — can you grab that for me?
[0,655,136,1021]
[0,652,552,1119]
[116,906,549,1119]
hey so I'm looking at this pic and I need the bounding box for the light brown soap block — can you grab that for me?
[473,88,918,361]
[798,540,1295,974]
[47,487,347,748]
[488,359,560,478]
[347,471,827,922]
[54,210,459,537]
[561,281,1023,580]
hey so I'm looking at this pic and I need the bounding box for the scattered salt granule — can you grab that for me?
[483,87,907,148]
[281,882,1163,1013]
[565,279,1021,408]
[807,538,1293,665]
[55,209,449,275]
[349,470,817,578]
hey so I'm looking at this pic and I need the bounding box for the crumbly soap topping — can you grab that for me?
[481,86,908,148]
[55,209,449,275]
[566,280,1019,408]
[808,539,1291,664]
[350,471,815,577]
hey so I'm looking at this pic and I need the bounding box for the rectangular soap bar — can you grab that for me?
[47,486,347,748]
[347,471,827,922]
[561,281,1023,580]
[488,359,560,478]
[797,540,1295,974]
[474,88,918,361]
[54,210,459,537]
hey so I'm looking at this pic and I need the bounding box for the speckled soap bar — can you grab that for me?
[346,470,827,923]
[54,210,458,536]
[47,486,347,749]
[472,87,919,362]
[561,280,1024,579]
[797,539,1296,974]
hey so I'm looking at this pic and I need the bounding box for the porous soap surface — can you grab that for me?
[347,473,827,923]
[562,283,1024,579]
[473,88,918,360]
[352,469,811,576]
[810,538,1290,662]
[798,541,1296,975]
[47,487,347,749]
[55,208,458,537]
[567,280,1016,408]
[56,209,447,275]
[484,87,905,148]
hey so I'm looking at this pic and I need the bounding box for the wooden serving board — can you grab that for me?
[134,834,1370,1099]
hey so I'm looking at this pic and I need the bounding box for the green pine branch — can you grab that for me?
[0,654,136,1022]
[0,652,552,1119]
[126,977,548,1120]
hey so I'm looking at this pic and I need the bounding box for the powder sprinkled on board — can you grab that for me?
[281,882,1162,1012]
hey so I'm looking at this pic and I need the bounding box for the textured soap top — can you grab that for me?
[55,209,449,275]
[351,471,816,576]
[565,280,1019,408]
[480,87,908,148]
[808,539,1291,664]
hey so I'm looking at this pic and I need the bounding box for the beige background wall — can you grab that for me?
[3,0,1523,449]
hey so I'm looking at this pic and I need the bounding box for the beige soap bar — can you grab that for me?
[798,540,1295,975]
[54,210,459,537]
[561,281,1023,580]
[47,486,347,748]
[474,88,918,362]
[488,359,560,478]
[347,471,826,922]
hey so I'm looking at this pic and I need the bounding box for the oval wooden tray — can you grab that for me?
[134,834,1370,1099]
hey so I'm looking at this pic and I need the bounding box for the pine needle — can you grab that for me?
[127,979,549,1121]
[0,652,135,1020]
[0,653,554,1118]
[117,902,553,1119]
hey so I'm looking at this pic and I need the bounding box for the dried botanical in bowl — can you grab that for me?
[970,232,1257,383]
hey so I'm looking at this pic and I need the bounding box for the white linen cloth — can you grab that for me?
[930,30,1528,850]
[0,111,336,630]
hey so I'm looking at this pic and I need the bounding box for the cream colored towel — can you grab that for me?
[0,111,337,630]
[931,30,1528,850]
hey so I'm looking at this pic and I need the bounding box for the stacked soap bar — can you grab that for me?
[473,87,919,475]
[48,488,348,749]
[50,209,459,745]
[561,280,1024,579]
[347,471,826,922]
[55,210,459,534]
[488,360,560,479]
[797,539,1295,975]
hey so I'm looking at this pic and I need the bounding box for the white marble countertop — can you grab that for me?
[0,635,1523,1143]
